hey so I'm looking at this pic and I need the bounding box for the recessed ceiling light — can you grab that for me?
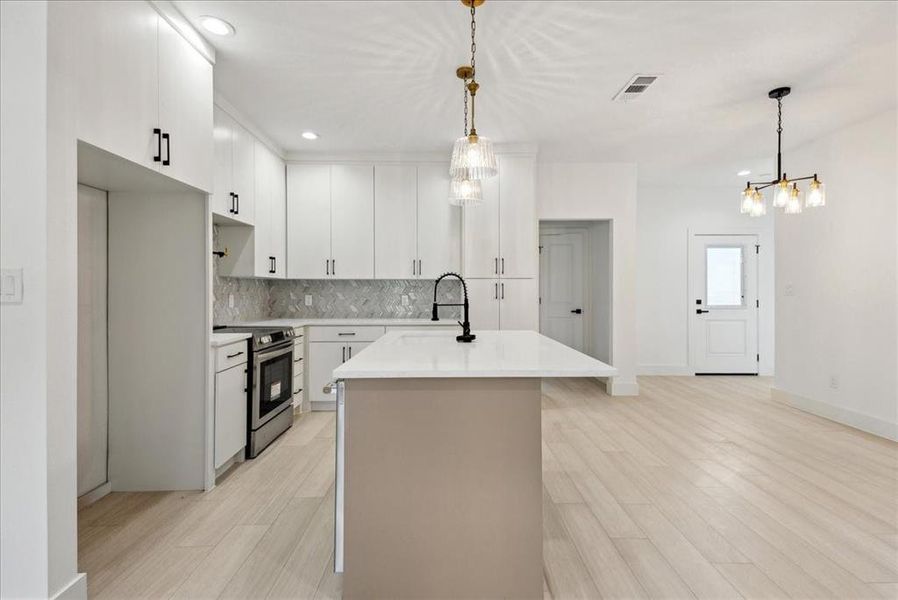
[737,169,751,177]
[199,16,235,37]
[301,131,319,140]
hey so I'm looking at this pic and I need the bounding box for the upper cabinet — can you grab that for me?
[74,2,213,192]
[463,155,537,279]
[287,164,375,279]
[374,164,461,279]
[217,141,286,279]
[212,106,255,225]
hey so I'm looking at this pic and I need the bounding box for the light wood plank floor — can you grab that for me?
[79,376,898,599]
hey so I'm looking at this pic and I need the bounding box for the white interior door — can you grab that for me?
[77,185,108,496]
[689,234,759,374]
[539,231,586,351]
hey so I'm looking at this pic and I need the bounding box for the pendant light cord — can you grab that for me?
[468,1,477,136]
[776,97,783,180]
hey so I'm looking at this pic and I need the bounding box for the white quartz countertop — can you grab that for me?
[231,318,455,329]
[210,332,252,347]
[332,330,618,379]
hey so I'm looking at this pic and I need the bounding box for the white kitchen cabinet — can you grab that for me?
[212,106,255,224]
[417,164,461,278]
[287,164,331,278]
[463,155,537,279]
[463,174,501,278]
[497,157,538,278]
[217,141,286,278]
[331,165,375,279]
[74,1,160,172]
[308,342,347,410]
[72,3,213,192]
[375,165,418,279]
[157,16,213,192]
[465,278,538,331]
[466,279,501,330]
[214,352,247,469]
[499,278,539,330]
[287,164,374,279]
[373,164,461,280]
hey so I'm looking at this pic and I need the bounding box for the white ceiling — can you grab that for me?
[175,1,897,183]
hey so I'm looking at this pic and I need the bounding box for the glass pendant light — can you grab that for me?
[784,183,803,214]
[749,188,766,217]
[773,176,790,208]
[740,184,754,214]
[449,0,498,183]
[448,177,482,206]
[805,175,825,207]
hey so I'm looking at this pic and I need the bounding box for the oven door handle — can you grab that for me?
[254,345,294,365]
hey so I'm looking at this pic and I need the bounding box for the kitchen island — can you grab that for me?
[332,329,617,599]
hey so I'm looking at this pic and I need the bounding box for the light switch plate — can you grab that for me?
[304,294,313,306]
[0,268,23,304]
[401,294,409,306]
[228,293,235,308]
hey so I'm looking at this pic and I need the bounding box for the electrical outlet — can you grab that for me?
[228,293,235,308]
[304,294,313,307]
[401,294,409,306]
[829,375,840,390]
[0,268,23,304]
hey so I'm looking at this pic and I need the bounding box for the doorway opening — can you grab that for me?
[688,233,759,375]
[538,220,612,363]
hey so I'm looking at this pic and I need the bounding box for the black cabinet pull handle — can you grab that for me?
[235,193,240,215]
[570,308,583,314]
[337,332,356,336]
[494,283,498,299]
[412,259,416,276]
[501,282,505,300]
[696,309,710,314]
[269,256,275,274]
[326,259,329,275]
[418,259,422,275]
[229,192,236,214]
[494,257,498,274]
[162,132,170,166]
[332,259,335,275]
[153,128,162,162]
[342,346,346,362]
[226,351,244,359]
[501,257,505,275]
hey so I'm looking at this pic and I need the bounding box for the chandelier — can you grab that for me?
[449,0,497,205]
[741,87,825,217]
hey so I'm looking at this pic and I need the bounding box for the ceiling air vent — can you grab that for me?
[613,74,659,102]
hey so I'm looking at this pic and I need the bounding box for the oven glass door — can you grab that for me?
[257,347,293,422]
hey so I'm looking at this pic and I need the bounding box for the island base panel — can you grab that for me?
[343,377,543,599]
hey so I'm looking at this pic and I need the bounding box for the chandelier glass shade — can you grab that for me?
[740,87,824,218]
[450,134,497,181]
[448,177,483,206]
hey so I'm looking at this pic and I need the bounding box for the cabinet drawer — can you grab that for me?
[215,341,249,373]
[308,325,385,343]
[293,342,304,361]
[293,388,305,410]
[293,374,303,395]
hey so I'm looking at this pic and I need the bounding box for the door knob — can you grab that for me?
[571,308,583,314]
[696,309,710,314]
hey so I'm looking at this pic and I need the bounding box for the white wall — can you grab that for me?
[0,3,52,598]
[774,109,897,440]
[590,221,612,364]
[636,185,775,375]
[537,163,639,395]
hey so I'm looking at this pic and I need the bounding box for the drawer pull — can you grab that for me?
[226,351,244,359]
[337,332,356,336]
[294,357,303,363]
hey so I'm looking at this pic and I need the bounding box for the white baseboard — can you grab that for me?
[637,365,695,376]
[77,481,111,509]
[605,378,639,397]
[772,387,898,441]
[51,573,87,600]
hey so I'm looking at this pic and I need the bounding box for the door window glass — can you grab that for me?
[706,246,743,307]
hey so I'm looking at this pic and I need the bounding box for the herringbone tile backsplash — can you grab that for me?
[213,227,461,323]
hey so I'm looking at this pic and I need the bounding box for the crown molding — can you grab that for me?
[149,0,215,64]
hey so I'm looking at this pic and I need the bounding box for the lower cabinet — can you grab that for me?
[466,278,539,331]
[214,358,247,469]
[308,340,371,411]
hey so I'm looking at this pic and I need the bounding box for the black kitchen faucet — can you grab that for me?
[431,272,475,343]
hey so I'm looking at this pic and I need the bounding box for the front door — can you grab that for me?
[689,234,759,374]
[539,231,586,352]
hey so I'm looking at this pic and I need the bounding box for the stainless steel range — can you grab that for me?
[214,325,295,457]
